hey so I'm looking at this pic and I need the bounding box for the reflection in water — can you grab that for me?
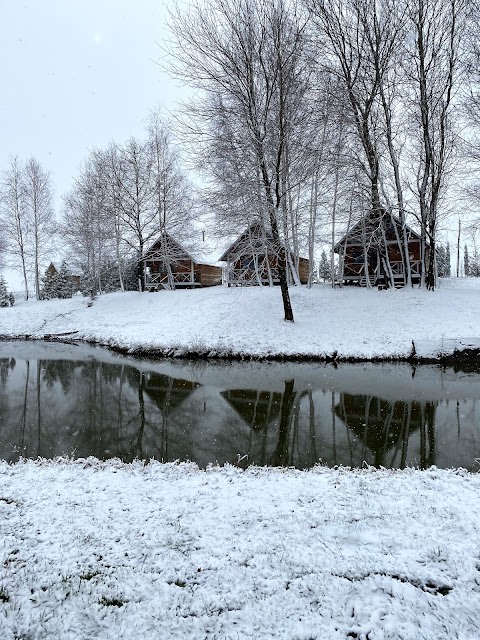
[335,395,436,469]
[0,345,479,470]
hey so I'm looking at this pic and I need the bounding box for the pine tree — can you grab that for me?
[57,261,73,299]
[437,245,446,277]
[471,247,480,277]
[318,250,332,282]
[42,266,59,299]
[0,275,11,307]
[464,245,470,277]
[445,243,451,277]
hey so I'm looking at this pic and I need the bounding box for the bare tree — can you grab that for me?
[406,0,469,290]
[307,0,408,288]
[168,0,313,321]
[23,158,55,299]
[0,157,30,298]
[62,156,114,294]
[146,113,195,289]
[113,137,157,291]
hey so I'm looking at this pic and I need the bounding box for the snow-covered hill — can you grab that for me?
[0,279,479,360]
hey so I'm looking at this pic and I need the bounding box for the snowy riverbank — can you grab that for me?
[0,279,479,361]
[1,460,479,640]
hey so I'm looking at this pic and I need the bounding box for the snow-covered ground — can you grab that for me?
[0,460,479,640]
[2,282,479,639]
[1,279,479,360]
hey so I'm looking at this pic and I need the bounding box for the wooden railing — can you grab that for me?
[226,267,279,286]
[145,271,200,289]
[342,259,424,287]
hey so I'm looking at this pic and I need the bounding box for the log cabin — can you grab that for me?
[334,214,426,287]
[219,222,309,286]
[143,233,222,290]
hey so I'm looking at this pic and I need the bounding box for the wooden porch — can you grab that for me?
[144,257,202,290]
[225,266,280,287]
[340,259,423,287]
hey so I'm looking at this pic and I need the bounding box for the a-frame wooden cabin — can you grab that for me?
[143,233,222,290]
[219,222,309,286]
[334,214,425,287]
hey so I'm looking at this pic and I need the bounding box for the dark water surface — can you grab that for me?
[1,342,479,470]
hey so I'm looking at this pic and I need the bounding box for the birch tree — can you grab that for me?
[406,0,469,290]
[0,157,30,298]
[307,0,407,288]
[62,157,114,294]
[168,0,312,321]
[23,158,55,299]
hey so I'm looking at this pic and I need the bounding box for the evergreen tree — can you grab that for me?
[437,245,446,277]
[57,261,73,299]
[318,250,332,282]
[464,244,470,277]
[445,243,451,277]
[99,259,122,293]
[0,275,12,307]
[42,266,59,300]
[471,247,480,277]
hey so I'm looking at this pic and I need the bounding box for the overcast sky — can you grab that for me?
[0,0,185,202]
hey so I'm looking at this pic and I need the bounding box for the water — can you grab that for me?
[1,341,479,470]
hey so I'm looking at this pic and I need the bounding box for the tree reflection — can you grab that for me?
[0,357,15,387]
[0,353,479,469]
[334,394,437,468]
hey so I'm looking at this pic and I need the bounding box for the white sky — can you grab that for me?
[0,0,189,289]
[0,0,185,202]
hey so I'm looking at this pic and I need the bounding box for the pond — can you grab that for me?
[0,341,479,470]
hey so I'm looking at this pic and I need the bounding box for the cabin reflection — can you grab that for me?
[220,389,283,430]
[144,372,200,411]
[221,381,309,467]
[1,350,478,470]
[335,393,437,468]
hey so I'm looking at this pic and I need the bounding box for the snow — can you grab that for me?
[0,279,479,360]
[0,460,479,639]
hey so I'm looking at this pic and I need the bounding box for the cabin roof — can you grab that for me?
[145,232,193,262]
[333,214,423,252]
[145,231,223,268]
[218,222,276,262]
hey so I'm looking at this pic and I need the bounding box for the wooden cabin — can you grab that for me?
[219,222,309,286]
[334,214,426,287]
[143,233,222,290]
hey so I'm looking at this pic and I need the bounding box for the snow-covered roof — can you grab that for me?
[334,213,424,252]
[218,222,274,262]
[144,231,225,268]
